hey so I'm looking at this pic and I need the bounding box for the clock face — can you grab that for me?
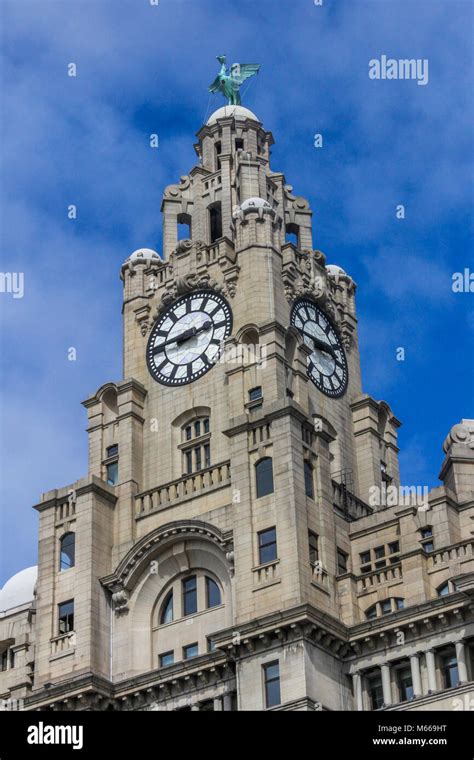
[146,291,232,386]
[290,299,348,398]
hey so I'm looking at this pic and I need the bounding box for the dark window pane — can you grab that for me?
[160,591,173,624]
[423,541,434,553]
[360,551,371,565]
[256,458,274,498]
[380,600,392,615]
[421,527,432,538]
[337,549,348,574]
[183,643,199,660]
[183,576,197,616]
[304,461,314,499]
[308,532,319,564]
[366,605,377,620]
[60,532,75,571]
[194,421,201,437]
[442,655,458,688]
[185,450,193,474]
[203,418,210,434]
[397,667,413,701]
[395,598,405,610]
[263,661,281,708]
[374,546,385,559]
[388,541,399,554]
[106,444,118,458]
[58,600,74,634]
[106,461,118,485]
[258,528,277,565]
[437,583,450,597]
[205,577,221,608]
[207,639,216,652]
[209,205,222,243]
[159,651,174,667]
[249,387,262,401]
[185,426,192,441]
[195,447,202,471]
[367,676,383,710]
[204,443,211,468]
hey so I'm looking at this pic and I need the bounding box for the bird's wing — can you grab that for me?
[230,63,260,84]
[209,75,222,93]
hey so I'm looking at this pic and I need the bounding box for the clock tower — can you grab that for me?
[12,94,473,714]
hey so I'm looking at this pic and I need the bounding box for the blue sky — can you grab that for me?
[1,0,473,585]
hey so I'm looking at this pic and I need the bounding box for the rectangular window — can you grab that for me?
[397,667,414,701]
[367,674,383,710]
[308,531,319,565]
[337,548,348,574]
[106,461,118,486]
[380,599,392,615]
[183,643,199,660]
[441,654,459,689]
[182,576,197,616]
[423,541,434,553]
[203,418,210,434]
[185,450,193,474]
[304,461,314,499]
[106,444,118,458]
[420,527,432,539]
[249,387,262,401]
[258,527,277,565]
[263,661,281,708]
[360,551,371,565]
[395,598,405,610]
[194,446,202,471]
[194,420,201,437]
[388,541,400,555]
[159,651,174,667]
[375,560,386,569]
[374,546,385,559]
[185,425,192,441]
[207,639,216,653]
[58,600,74,634]
[204,443,211,468]
[1,650,8,672]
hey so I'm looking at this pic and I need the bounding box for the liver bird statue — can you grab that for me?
[209,55,260,106]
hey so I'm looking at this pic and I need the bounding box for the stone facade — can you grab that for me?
[1,105,473,713]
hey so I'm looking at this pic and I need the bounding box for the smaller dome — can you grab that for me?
[326,264,347,277]
[124,248,160,268]
[240,197,272,212]
[207,105,259,126]
[0,566,37,613]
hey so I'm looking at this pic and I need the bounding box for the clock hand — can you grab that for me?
[152,320,213,354]
[302,330,337,359]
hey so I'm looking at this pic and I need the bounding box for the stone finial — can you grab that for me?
[443,420,474,453]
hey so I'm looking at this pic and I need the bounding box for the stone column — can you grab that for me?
[425,650,437,693]
[455,640,468,684]
[352,672,364,711]
[213,696,223,711]
[381,664,392,706]
[410,653,422,697]
[223,693,233,711]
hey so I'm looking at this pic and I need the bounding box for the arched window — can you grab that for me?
[437,582,450,597]
[209,203,222,243]
[182,417,211,474]
[285,223,299,248]
[255,457,274,498]
[160,590,174,625]
[59,533,75,571]
[205,577,221,608]
[366,597,405,619]
[177,212,192,241]
[304,460,314,499]
[366,604,377,620]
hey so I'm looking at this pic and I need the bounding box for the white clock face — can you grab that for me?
[146,291,232,386]
[290,299,348,398]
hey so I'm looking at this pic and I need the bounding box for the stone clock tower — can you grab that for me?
[2,98,473,713]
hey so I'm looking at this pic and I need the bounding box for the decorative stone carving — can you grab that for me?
[443,420,474,453]
[112,588,129,615]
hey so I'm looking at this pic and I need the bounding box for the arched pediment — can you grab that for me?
[100,519,232,597]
